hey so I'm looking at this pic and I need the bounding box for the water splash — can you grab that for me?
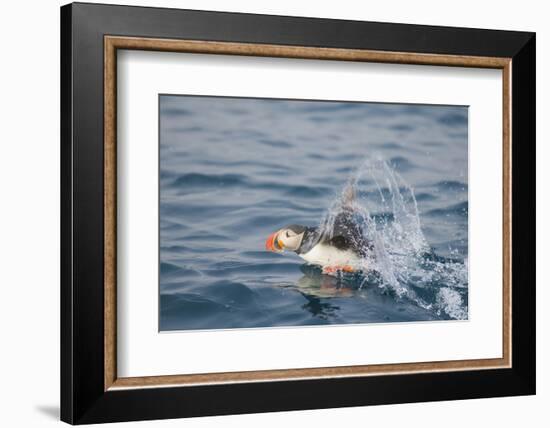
[317,157,468,320]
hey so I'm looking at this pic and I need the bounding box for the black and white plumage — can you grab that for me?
[265,185,371,273]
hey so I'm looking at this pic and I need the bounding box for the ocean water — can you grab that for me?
[159,95,468,331]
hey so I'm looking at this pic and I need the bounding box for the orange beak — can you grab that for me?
[265,231,283,252]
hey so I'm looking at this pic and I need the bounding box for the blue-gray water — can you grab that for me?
[159,95,468,331]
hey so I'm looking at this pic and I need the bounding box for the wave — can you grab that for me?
[315,157,468,320]
[389,156,415,172]
[426,201,468,217]
[172,172,247,187]
[434,180,468,192]
[169,172,331,199]
[437,112,468,127]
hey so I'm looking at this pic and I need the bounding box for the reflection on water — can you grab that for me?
[159,95,468,331]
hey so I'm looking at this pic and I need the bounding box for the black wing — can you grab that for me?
[327,209,372,256]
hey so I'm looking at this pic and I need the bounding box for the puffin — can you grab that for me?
[265,186,372,274]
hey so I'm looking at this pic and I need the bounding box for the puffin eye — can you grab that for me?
[285,231,291,238]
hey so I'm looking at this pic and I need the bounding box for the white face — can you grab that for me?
[278,228,304,251]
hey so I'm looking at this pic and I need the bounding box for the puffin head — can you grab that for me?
[265,224,306,253]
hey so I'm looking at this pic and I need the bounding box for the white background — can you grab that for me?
[118,51,502,377]
[0,0,545,427]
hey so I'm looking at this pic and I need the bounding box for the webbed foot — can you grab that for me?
[322,265,355,274]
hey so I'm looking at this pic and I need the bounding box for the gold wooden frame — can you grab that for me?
[104,36,512,391]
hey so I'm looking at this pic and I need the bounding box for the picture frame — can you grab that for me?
[60,2,535,424]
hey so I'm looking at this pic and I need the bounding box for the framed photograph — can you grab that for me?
[60,2,535,424]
